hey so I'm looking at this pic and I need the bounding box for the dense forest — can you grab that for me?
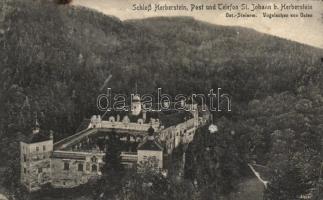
[1,0,323,199]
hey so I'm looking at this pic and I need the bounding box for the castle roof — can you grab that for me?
[137,139,163,151]
[137,125,163,151]
[26,131,50,144]
[158,110,193,128]
[76,119,91,132]
[103,109,193,128]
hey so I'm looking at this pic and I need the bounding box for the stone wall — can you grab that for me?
[99,120,160,132]
[137,150,163,169]
[51,151,104,188]
[159,117,197,154]
[28,159,51,191]
[20,140,53,191]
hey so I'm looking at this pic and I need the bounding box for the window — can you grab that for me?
[38,168,42,173]
[36,146,39,152]
[92,164,97,172]
[78,163,83,171]
[64,162,69,170]
[43,145,46,151]
[23,154,27,162]
[24,168,26,174]
[91,156,97,163]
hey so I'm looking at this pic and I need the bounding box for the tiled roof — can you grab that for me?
[137,139,163,151]
[76,119,91,132]
[158,110,193,128]
[26,131,50,143]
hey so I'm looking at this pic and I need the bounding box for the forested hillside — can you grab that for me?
[1,0,323,199]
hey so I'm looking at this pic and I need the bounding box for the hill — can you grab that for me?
[1,0,323,199]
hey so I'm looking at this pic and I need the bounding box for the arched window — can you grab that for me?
[92,164,97,172]
[78,163,83,171]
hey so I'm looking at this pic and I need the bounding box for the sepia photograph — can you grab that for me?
[0,0,323,199]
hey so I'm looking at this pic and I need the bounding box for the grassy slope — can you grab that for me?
[1,0,323,198]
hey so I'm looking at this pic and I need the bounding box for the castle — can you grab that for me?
[20,96,210,192]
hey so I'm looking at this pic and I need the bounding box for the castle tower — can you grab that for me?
[20,119,53,192]
[32,114,40,134]
[131,94,142,116]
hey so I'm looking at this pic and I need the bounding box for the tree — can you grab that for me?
[96,131,124,199]
[265,164,311,200]
[119,168,195,200]
[184,122,245,198]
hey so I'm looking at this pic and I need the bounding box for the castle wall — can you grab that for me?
[20,107,200,192]
[51,151,104,188]
[159,117,197,154]
[98,120,160,132]
[27,159,51,191]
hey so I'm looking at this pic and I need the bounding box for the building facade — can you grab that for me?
[20,96,210,192]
